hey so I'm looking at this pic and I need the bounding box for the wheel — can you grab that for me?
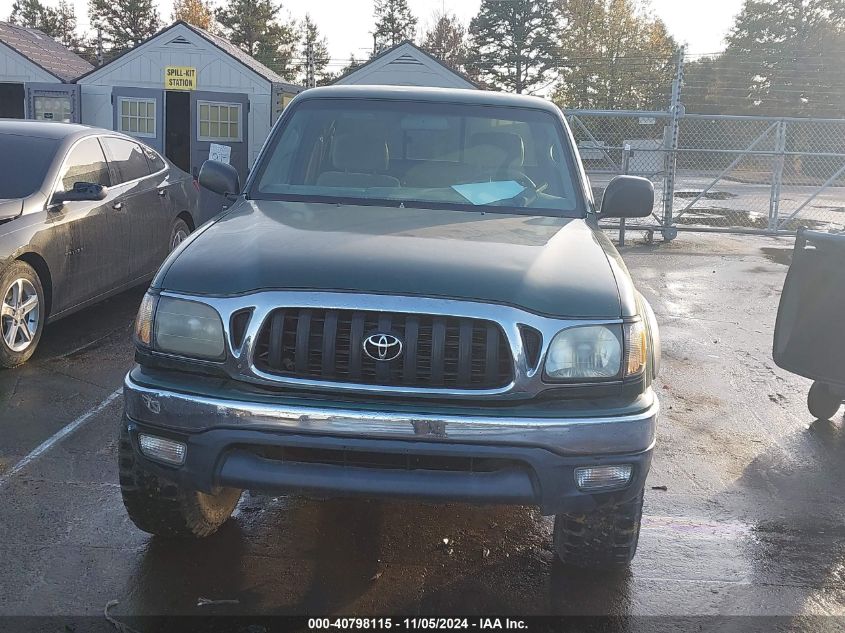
[118,424,241,537]
[553,487,644,568]
[169,218,191,252]
[808,381,842,420]
[0,261,45,368]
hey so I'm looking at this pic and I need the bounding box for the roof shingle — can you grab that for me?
[0,20,93,82]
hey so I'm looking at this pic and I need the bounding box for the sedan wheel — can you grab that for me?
[0,261,45,367]
[170,219,190,252]
[2,278,40,353]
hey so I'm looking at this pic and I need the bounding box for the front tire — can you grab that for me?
[808,381,842,420]
[118,424,241,537]
[553,488,644,569]
[0,261,45,368]
[169,218,191,253]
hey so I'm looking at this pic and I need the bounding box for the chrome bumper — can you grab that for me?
[124,372,658,456]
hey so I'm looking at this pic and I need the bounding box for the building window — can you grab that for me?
[198,101,241,142]
[34,95,72,122]
[119,98,156,138]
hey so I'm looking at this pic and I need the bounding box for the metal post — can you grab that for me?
[96,27,103,66]
[305,38,315,89]
[768,120,787,230]
[662,46,684,241]
[619,144,632,246]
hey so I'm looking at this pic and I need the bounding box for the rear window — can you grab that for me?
[143,146,166,173]
[0,134,59,199]
[101,137,151,184]
[252,99,583,215]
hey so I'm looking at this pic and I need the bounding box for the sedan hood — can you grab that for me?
[160,201,624,318]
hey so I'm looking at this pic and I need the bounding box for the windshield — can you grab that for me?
[0,134,59,199]
[252,99,584,215]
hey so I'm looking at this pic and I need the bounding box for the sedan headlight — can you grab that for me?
[544,325,622,380]
[134,292,225,361]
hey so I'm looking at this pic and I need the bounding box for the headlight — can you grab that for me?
[544,325,622,380]
[153,296,226,360]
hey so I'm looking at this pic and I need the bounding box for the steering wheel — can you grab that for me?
[501,169,537,190]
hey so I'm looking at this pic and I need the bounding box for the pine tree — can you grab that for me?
[318,53,362,86]
[216,0,299,80]
[9,0,60,36]
[257,21,299,81]
[552,0,677,110]
[172,0,216,31]
[421,10,466,70]
[466,0,560,94]
[300,14,330,85]
[373,0,417,51]
[342,53,363,74]
[88,0,160,51]
[722,0,845,116]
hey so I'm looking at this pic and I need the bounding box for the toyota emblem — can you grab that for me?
[363,333,403,362]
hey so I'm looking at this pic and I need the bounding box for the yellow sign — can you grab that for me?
[165,66,197,90]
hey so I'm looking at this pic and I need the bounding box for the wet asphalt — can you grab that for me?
[1,232,845,625]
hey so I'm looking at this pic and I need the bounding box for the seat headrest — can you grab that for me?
[467,132,525,170]
[332,131,390,172]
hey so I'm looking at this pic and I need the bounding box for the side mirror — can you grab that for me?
[599,175,654,219]
[199,160,240,199]
[53,181,107,203]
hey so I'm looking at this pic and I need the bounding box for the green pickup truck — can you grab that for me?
[120,85,660,568]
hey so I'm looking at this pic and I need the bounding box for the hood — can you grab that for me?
[0,199,22,223]
[159,201,626,318]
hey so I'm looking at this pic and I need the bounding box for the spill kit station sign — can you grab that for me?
[165,66,197,90]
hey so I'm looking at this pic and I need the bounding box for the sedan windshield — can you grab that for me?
[0,134,59,199]
[252,99,584,215]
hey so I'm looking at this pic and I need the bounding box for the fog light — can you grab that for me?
[139,434,187,466]
[574,464,633,491]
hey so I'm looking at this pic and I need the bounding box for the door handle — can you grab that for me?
[112,201,123,210]
[158,188,167,197]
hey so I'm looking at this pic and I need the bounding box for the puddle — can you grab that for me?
[675,207,828,231]
[761,247,793,266]
[675,190,738,200]
[643,515,753,538]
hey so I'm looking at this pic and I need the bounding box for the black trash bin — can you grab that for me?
[773,229,845,420]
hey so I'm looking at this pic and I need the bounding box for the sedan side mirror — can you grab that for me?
[199,160,240,199]
[599,175,654,219]
[53,181,107,203]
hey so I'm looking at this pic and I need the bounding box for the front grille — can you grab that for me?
[253,308,513,389]
[251,445,522,473]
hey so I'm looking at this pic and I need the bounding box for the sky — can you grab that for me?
[0,0,744,69]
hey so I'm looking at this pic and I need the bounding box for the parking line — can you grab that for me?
[0,387,122,487]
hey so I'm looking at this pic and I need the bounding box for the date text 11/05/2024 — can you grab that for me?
[308,618,528,630]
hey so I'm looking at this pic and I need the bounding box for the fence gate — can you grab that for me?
[566,110,845,239]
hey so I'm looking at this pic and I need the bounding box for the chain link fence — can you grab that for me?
[565,110,845,239]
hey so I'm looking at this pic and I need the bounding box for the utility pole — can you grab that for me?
[305,37,315,88]
[96,27,103,66]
